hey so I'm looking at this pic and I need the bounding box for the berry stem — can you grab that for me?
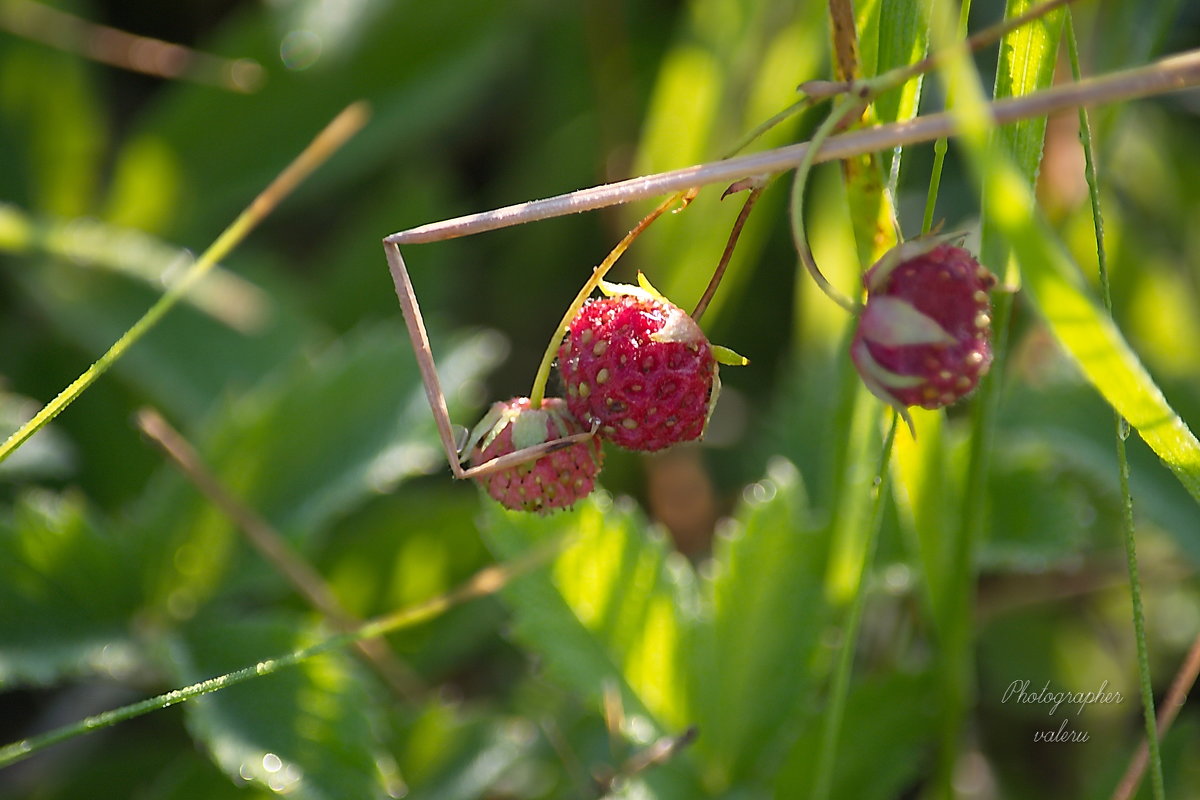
[921,0,973,236]
[692,183,765,322]
[788,92,863,314]
[527,191,691,408]
[719,95,819,159]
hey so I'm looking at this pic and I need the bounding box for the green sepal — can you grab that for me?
[703,363,722,438]
[511,408,551,452]
[711,344,750,366]
[460,402,508,463]
[598,270,670,305]
[851,340,917,437]
[858,296,956,347]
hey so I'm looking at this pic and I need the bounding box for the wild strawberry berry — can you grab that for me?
[851,238,995,411]
[557,280,722,452]
[468,397,602,514]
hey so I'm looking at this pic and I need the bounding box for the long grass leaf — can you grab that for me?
[1068,14,1166,799]
[0,104,368,465]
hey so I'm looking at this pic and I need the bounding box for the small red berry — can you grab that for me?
[557,282,719,452]
[468,397,602,514]
[851,238,995,412]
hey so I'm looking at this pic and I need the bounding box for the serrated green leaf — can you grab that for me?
[692,458,827,789]
[481,495,696,738]
[775,670,940,799]
[169,613,396,800]
[394,701,538,800]
[0,491,142,687]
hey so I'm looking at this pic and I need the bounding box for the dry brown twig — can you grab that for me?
[1112,629,1200,800]
[135,408,424,701]
[384,49,1200,246]
[0,0,264,92]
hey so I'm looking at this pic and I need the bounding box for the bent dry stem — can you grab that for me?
[384,241,599,482]
[384,50,1200,246]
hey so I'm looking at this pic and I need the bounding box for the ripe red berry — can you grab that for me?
[468,397,603,514]
[557,286,718,452]
[851,239,995,411]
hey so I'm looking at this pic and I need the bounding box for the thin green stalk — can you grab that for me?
[935,287,1010,799]
[925,0,1000,794]
[729,0,1069,175]
[721,96,818,160]
[921,0,973,234]
[920,137,949,233]
[0,103,370,465]
[811,415,899,800]
[527,192,686,408]
[788,93,864,314]
[0,538,561,770]
[692,184,765,322]
[1067,15,1164,800]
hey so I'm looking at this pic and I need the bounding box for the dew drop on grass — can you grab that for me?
[1118,417,1130,440]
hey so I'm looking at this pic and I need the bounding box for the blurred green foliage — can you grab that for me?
[1,0,1199,798]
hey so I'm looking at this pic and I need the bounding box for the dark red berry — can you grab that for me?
[851,239,995,411]
[469,397,602,514]
[558,290,717,452]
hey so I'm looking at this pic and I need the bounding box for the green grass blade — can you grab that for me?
[481,496,695,737]
[936,0,1200,564]
[697,459,826,788]
[0,203,269,331]
[812,417,898,800]
[980,0,1066,285]
[0,544,553,770]
[873,0,934,191]
[932,1,1063,794]
[1068,13,1165,798]
[998,190,1200,502]
[0,104,368,465]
